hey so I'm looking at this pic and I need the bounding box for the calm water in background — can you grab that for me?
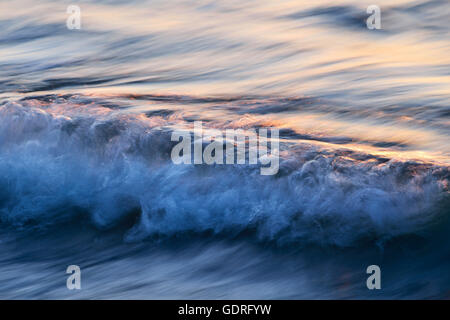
[0,0,449,299]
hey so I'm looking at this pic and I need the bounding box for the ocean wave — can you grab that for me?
[0,96,448,246]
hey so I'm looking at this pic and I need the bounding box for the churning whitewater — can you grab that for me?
[0,95,448,247]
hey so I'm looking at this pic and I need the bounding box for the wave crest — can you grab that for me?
[0,98,448,246]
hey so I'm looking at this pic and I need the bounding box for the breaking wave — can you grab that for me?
[0,95,448,247]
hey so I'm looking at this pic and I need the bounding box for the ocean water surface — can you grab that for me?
[0,0,449,299]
